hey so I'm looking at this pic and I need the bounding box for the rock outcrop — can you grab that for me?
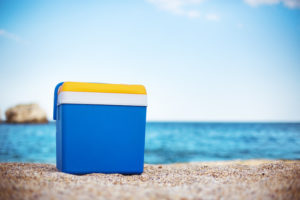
[5,104,48,124]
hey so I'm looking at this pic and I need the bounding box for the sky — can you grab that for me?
[0,0,299,122]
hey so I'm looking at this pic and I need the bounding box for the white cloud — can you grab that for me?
[186,10,201,18]
[147,0,209,19]
[244,0,300,9]
[0,29,28,44]
[283,0,300,8]
[205,13,220,21]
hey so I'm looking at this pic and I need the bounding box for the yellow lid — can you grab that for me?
[58,82,147,94]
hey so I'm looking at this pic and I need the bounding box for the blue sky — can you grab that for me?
[0,0,299,121]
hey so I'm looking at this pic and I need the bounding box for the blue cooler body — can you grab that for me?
[53,82,147,174]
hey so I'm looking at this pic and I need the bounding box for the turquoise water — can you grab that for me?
[0,122,299,164]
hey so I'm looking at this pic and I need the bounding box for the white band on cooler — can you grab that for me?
[58,91,147,107]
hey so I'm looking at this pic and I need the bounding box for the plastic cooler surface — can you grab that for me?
[56,103,147,174]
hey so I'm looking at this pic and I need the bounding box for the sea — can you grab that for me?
[0,122,299,164]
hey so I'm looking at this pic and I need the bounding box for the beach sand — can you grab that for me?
[0,160,299,200]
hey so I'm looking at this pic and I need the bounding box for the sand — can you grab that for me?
[0,160,299,200]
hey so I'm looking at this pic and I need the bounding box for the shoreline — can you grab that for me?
[1,160,299,199]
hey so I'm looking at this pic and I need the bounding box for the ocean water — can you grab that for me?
[0,122,299,164]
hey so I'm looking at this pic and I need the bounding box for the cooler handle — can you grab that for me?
[53,82,64,120]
